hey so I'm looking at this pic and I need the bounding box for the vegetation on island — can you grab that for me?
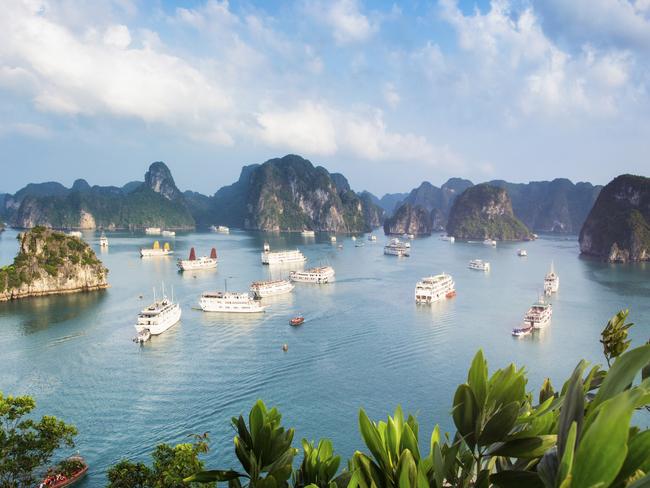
[0,227,107,294]
[580,174,650,262]
[446,184,532,241]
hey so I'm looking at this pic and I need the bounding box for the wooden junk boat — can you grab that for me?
[38,456,88,488]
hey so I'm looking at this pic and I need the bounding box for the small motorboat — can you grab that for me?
[289,315,305,326]
[446,290,457,299]
[512,325,533,337]
[133,329,151,344]
[38,456,88,488]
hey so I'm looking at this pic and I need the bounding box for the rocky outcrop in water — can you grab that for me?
[579,174,650,262]
[447,184,532,240]
[0,227,109,301]
[4,163,194,230]
[202,155,380,232]
[383,203,433,236]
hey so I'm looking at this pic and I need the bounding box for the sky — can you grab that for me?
[0,0,649,196]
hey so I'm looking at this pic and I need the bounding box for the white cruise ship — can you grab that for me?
[140,241,173,257]
[250,279,294,298]
[99,232,109,248]
[368,234,377,241]
[523,298,552,329]
[217,225,230,233]
[290,266,335,284]
[261,249,306,265]
[301,229,316,237]
[161,230,176,237]
[177,247,217,271]
[441,234,455,243]
[415,274,456,303]
[468,259,490,271]
[483,238,497,247]
[145,227,161,235]
[135,294,181,337]
[199,291,265,313]
[544,263,560,294]
[517,249,528,257]
[384,238,410,257]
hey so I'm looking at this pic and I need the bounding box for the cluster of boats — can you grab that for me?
[512,264,560,337]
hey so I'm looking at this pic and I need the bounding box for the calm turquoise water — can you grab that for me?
[1,229,649,486]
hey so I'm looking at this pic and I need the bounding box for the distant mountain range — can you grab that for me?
[383,178,602,236]
[1,155,607,238]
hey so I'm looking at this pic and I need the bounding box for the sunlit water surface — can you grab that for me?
[1,229,649,486]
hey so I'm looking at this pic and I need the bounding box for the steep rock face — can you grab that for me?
[7,162,194,230]
[144,161,182,200]
[579,174,650,262]
[358,191,384,229]
[0,227,109,301]
[489,179,601,233]
[388,178,474,232]
[447,184,532,240]
[243,155,366,232]
[377,192,409,216]
[208,155,375,232]
[383,203,433,236]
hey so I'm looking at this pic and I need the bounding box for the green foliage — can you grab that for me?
[0,393,77,488]
[293,439,341,488]
[601,309,634,365]
[106,434,213,488]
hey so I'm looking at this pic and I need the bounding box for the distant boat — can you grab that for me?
[217,225,230,234]
[290,266,335,284]
[415,273,456,304]
[261,249,306,265]
[384,238,410,257]
[512,325,532,337]
[38,456,88,488]
[177,247,218,271]
[517,249,527,257]
[161,230,176,237]
[483,239,497,247]
[522,297,552,329]
[368,234,377,241]
[468,259,490,271]
[351,236,357,241]
[199,291,265,313]
[250,279,294,298]
[330,235,337,242]
[441,234,455,243]
[145,227,161,235]
[135,287,181,337]
[301,229,316,237]
[99,232,108,248]
[140,241,173,257]
[544,262,560,294]
[290,315,305,326]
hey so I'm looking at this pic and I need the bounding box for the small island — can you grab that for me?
[446,184,532,240]
[579,174,650,262]
[383,203,434,236]
[0,227,108,301]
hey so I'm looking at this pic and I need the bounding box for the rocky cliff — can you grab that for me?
[579,174,650,262]
[488,179,601,233]
[358,191,384,229]
[0,227,109,301]
[383,203,433,236]
[5,163,194,230]
[204,155,379,232]
[446,184,532,240]
[384,178,473,234]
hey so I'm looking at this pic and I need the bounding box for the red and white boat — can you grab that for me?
[177,247,218,271]
[290,315,305,326]
[38,457,88,488]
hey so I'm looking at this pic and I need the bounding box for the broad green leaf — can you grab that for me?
[557,362,586,460]
[557,421,577,485]
[539,378,555,404]
[358,410,387,469]
[615,430,650,485]
[572,390,639,487]
[478,401,520,445]
[452,384,479,449]
[590,344,650,412]
[468,349,488,407]
[401,423,421,461]
[487,435,557,459]
[184,469,244,483]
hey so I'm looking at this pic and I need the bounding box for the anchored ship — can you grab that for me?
[145,227,161,235]
[199,291,265,313]
[468,259,490,271]
[384,238,410,257]
[134,288,181,339]
[290,266,335,284]
[99,232,108,248]
[415,273,456,304]
[177,247,218,271]
[544,262,560,295]
[140,241,173,257]
[249,279,294,298]
[261,249,306,265]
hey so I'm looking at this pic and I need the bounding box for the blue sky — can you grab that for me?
[1,0,649,195]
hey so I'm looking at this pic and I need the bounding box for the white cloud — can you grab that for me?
[256,100,457,166]
[103,24,131,49]
[382,83,400,108]
[309,0,376,44]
